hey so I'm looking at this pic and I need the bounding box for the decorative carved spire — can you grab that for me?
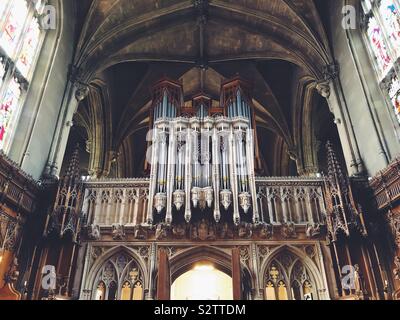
[45,145,84,240]
[324,141,365,241]
[62,144,81,187]
[326,141,348,194]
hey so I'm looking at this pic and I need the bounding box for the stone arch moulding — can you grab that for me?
[167,246,254,293]
[80,245,149,300]
[259,244,330,300]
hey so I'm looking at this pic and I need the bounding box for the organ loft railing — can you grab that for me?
[81,177,326,230]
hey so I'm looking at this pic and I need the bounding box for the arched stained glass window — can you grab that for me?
[389,74,400,123]
[0,77,21,144]
[0,0,47,151]
[379,0,400,54]
[367,16,392,76]
[0,0,29,58]
[16,17,41,78]
[362,0,400,126]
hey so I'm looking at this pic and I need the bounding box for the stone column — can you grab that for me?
[280,190,289,223]
[305,187,315,224]
[316,69,364,176]
[266,188,274,223]
[146,243,157,300]
[81,189,90,223]
[44,81,89,178]
[132,189,140,225]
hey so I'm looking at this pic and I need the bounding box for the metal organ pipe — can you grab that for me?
[229,125,240,225]
[184,125,192,222]
[212,127,221,222]
[246,125,260,223]
[148,77,258,226]
[147,127,159,224]
[165,124,176,225]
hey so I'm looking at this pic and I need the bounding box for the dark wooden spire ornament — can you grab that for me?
[324,141,366,242]
[44,144,84,240]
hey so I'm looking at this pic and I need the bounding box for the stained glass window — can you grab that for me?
[0,1,8,17]
[389,74,400,124]
[0,0,29,58]
[379,0,400,56]
[367,16,393,76]
[0,59,6,89]
[362,1,400,125]
[16,17,41,78]
[0,77,22,149]
[0,0,47,151]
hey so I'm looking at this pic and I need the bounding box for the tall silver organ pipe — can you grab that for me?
[147,77,259,225]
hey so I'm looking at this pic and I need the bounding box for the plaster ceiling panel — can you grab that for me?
[113,21,198,61]
[206,20,287,59]
[179,67,225,100]
[214,0,309,34]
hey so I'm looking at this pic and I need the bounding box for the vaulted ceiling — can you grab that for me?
[67,0,338,178]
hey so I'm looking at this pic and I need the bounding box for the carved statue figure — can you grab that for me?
[190,219,216,241]
[155,223,168,240]
[172,224,186,238]
[198,219,209,241]
[134,224,148,240]
[306,223,322,239]
[219,222,234,239]
[258,223,273,239]
[238,223,253,239]
[112,224,125,240]
[281,222,297,239]
[87,224,101,240]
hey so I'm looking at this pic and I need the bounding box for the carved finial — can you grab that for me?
[63,144,81,185]
[326,141,346,190]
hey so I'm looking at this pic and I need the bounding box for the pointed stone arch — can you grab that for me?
[168,246,254,299]
[82,245,149,300]
[259,245,329,300]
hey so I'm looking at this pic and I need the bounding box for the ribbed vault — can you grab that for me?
[65,0,338,178]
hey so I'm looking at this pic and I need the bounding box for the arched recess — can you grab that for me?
[168,246,254,300]
[83,246,148,301]
[293,79,320,176]
[72,78,114,178]
[259,245,329,300]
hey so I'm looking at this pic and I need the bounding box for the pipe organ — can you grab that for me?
[147,77,259,225]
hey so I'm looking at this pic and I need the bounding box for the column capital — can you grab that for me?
[74,82,90,102]
[323,63,339,82]
[316,63,339,99]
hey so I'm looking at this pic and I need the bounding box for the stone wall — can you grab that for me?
[326,0,400,176]
[8,0,78,180]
